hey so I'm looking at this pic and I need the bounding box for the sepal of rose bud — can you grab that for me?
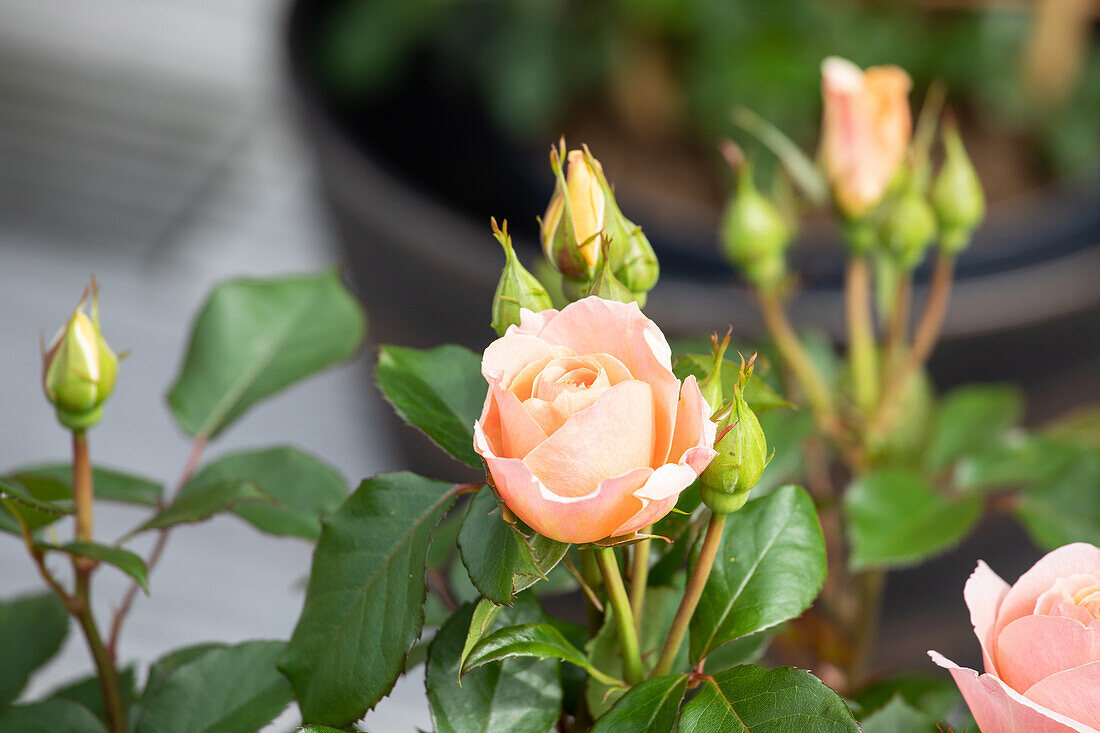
[541,142,604,280]
[720,162,790,290]
[880,189,937,269]
[585,241,635,304]
[698,330,731,418]
[580,146,659,297]
[42,280,119,431]
[490,218,554,336]
[932,123,984,255]
[699,353,768,514]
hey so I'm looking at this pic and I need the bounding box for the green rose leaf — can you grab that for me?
[427,598,561,733]
[860,696,939,733]
[167,271,366,440]
[458,486,569,605]
[375,344,486,468]
[48,667,138,722]
[853,674,960,721]
[702,629,776,673]
[10,463,162,507]
[590,675,688,733]
[756,410,813,494]
[463,623,622,688]
[844,468,981,570]
[679,665,859,732]
[36,541,149,592]
[176,447,347,541]
[280,472,456,726]
[953,436,1083,491]
[128,479,272,535]
[0,699,108,733]
[133,640,292,733]
[460,598,503,672]
[142,643,226,701]
[924,384,1022,471]
[689,485,825,663]
[1015,448,1100,548]
[0,592,69,706]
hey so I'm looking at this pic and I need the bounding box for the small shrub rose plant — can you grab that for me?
[2,56,1098,733]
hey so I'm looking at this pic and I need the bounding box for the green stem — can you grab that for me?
[594,547,643,685]
[71,431,127,733]
[628,532,651,632]
[846,256,879,416]
[651,511,726,678]
[757,290,836,426]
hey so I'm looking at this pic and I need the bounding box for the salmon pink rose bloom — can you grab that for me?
[930,543,1100,732]
[473,296,717,544]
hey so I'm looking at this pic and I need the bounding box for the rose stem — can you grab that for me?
[845,256,879,416]
[594,547,643,685]
[108,437,207,654]
[883,270,911,384]
[872,253,954,435]
[650,510,725,679]
[756,289,839,431]
[628,531,651,631]
[71,430,127,733]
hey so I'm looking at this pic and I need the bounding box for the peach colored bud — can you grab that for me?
[542,147,606,280]
[930,543,1100,732]
[820,57,912,219]
[473,297,717,544]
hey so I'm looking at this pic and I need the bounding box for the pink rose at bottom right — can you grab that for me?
[929,542,1100,732]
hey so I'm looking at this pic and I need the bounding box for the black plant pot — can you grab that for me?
[283,0,1100,674]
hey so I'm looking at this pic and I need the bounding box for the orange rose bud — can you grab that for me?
[541,142,605,281]
[820,56,913,220]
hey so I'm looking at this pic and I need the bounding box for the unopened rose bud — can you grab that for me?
[881,189,937,269]
[577,147,660,299]
[699,354,768,514]
[490,218,554,336]
[42,280,119,430]
[820,56,912,220]
[541,142,605,281]
[932,123,985,255]
[584,242,635,304]
[720,162,790,291]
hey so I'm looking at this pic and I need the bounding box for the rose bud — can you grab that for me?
[473,296,717,544]
[42,280,119,430]
[578,147,660,300]
[585,241,636,305]
[820,56,912,221]
[698,353,767,515]
[541,142,605,282]
[930,543,1100,732]
[490,218,554,337]
[932,122,985,255]
[881,189,937,269]
[719,161,791,291]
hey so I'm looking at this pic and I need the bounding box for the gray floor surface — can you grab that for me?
[0,0,431,729]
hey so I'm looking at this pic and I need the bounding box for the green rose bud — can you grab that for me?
[699,354,768,514]
[932,124,985,255]
[42,280,119,431]
[720,162,790,291]
[490,218,554,336]
[541,141,604,281]
[585,241,636,304]
[881,189,937,269]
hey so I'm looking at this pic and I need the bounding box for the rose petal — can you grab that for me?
[610,462,699,538]
[487,374,548,459]
[514,306,559,336]
[1024,661,1100,729]
[965,560,1012,675]
[995,544,1100,644]
[929,651,1095,733]
[483,333,555,390]
[997,615,1100,693]
[1036,575,1100,626]
[667,375,716,469]
[536,297,680,463]
[508,345,573,400]
[523,380,654,498]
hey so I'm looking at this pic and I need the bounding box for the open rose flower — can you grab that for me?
[929,543,1100,732]
[473,296,717,544]
[820,56,912,219]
